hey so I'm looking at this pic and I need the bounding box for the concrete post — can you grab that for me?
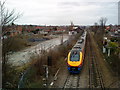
[103,46,106,53]
[108,48,110,57]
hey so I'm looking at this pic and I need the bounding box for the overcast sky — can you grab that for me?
[1,0,119,25]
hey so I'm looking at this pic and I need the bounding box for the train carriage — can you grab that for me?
[67,31,87,73]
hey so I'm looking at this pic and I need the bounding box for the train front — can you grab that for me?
[67,50,83,73]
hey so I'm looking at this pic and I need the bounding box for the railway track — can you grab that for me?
[87,31,105,89]
[63,74,80,88]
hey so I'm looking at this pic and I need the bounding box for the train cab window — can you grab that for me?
[78,39,84,43]
[70,51,80,61]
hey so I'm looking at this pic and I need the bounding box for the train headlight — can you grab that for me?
[67,63,71,67]
[67,64,70,67]
[78,65,82,67]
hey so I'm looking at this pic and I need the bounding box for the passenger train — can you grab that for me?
[67,31,87,73]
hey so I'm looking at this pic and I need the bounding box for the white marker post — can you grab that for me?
[108,48,111,57]
[103,46,106,53]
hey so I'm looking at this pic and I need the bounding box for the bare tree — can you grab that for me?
[94,17,108,49]
[99,17,107,28]
[98,17,108,35]
[0,1,21,88]
[0,1,21,34]
[93,22,98,34]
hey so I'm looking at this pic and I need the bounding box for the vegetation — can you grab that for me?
[108,42,118,48]
[106,41,120,75]
[91,17,120,76]
[0,1,22,88]
[94,37,120,76]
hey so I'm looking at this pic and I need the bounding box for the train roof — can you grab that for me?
[70,49,81,52]
[71,31,87,52]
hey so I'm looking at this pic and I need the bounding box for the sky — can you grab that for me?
[1,0,120,26]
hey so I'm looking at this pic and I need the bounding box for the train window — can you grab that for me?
[73,46,81,50]
[70,51,80,61]
[78,39,84,43]
[79,40,82,43]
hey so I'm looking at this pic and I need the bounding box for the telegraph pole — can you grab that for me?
[118,1,120,25]
[0,1,2,89]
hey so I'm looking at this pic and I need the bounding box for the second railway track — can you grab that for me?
[87,31,105,89]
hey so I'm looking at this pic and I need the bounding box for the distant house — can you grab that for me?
[38,29,50,35]
[118,28,120,33]
[35,26,44,30]
[9,30,21,37]
[56,28,65,32]
[108,25,120,37]
[68,26,82,35]
[3,25,23,37]
[69,31,77,35]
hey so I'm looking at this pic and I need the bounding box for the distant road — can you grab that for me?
[8,35,69,66]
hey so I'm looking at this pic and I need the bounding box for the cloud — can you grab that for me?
[1,0,119,25]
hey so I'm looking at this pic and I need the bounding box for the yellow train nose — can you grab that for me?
[67,52,83,67]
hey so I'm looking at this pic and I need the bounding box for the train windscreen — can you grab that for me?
[70,51,80,61]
